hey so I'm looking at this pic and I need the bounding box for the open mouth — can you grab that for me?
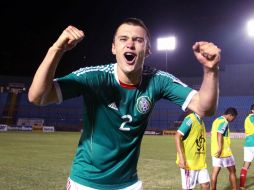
[124,52,136,62]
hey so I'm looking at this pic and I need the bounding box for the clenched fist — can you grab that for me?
[193,41,221,70]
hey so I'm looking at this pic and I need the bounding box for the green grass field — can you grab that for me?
[0,131,253,190]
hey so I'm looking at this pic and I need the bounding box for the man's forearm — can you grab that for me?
[198,67,219,116]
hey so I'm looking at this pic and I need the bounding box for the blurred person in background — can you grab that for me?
[239,104,254,190]
[175,111,210,190]
[210,107,238,190]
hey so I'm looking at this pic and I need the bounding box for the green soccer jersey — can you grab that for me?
[55,63,195,189]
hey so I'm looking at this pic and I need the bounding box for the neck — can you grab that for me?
[117,68,142,85]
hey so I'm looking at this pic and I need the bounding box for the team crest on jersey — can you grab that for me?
[136,96,152,114]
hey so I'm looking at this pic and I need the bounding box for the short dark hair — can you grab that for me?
[113,17,151,55]
[251,104,254,111]
[224,107,238,116]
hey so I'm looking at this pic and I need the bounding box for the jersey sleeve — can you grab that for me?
[55,73,83,102]
[217,121,228,134]
[155,71,196,111]
[177,116,192,136]
[54,68,99,103]
[250,115,254,124]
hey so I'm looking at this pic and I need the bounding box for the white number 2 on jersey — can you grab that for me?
[119,115,132,131]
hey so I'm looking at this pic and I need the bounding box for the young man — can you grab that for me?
[210,107,238,190]
[28,18,221,190]
[239,104,254,190]
[175,112,210,190]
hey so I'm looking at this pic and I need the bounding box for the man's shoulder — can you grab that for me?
[248,113,254,118]
[214,116,228,126]
[143,66,178,81]
[216,116,225,121]
[143,65,158,75]
[212,116,224,127]
[72,63,115,76]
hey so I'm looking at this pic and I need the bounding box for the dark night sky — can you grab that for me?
[1,0,254,78]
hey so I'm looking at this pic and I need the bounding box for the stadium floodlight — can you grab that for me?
[247,19,254,37]
[157,36,176,72]
[157,36,176,51]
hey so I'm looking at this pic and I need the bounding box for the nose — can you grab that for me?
[126,39,135,49]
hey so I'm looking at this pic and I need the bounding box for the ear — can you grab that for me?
[111,43,116,55]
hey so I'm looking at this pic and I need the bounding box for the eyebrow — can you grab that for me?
[117,35,145,41]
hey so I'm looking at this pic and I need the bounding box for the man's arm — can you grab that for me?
[175,132,186,168]
[187,41,220,117]
[28,26,84,106]
[215,132,223,158]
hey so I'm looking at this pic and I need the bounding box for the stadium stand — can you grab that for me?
[0,92,8,115]
[0,90,253,132]
[16,93,83,131]
[147,96,254,132]
[203,96,254,132]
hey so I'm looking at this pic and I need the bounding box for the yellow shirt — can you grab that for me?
[211,116,232,157]
[176,113,207,170]
[244,114,254,147]
[245,114,254,136]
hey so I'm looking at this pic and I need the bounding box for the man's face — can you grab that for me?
[228,114,236,122]
[112,24,148,75]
